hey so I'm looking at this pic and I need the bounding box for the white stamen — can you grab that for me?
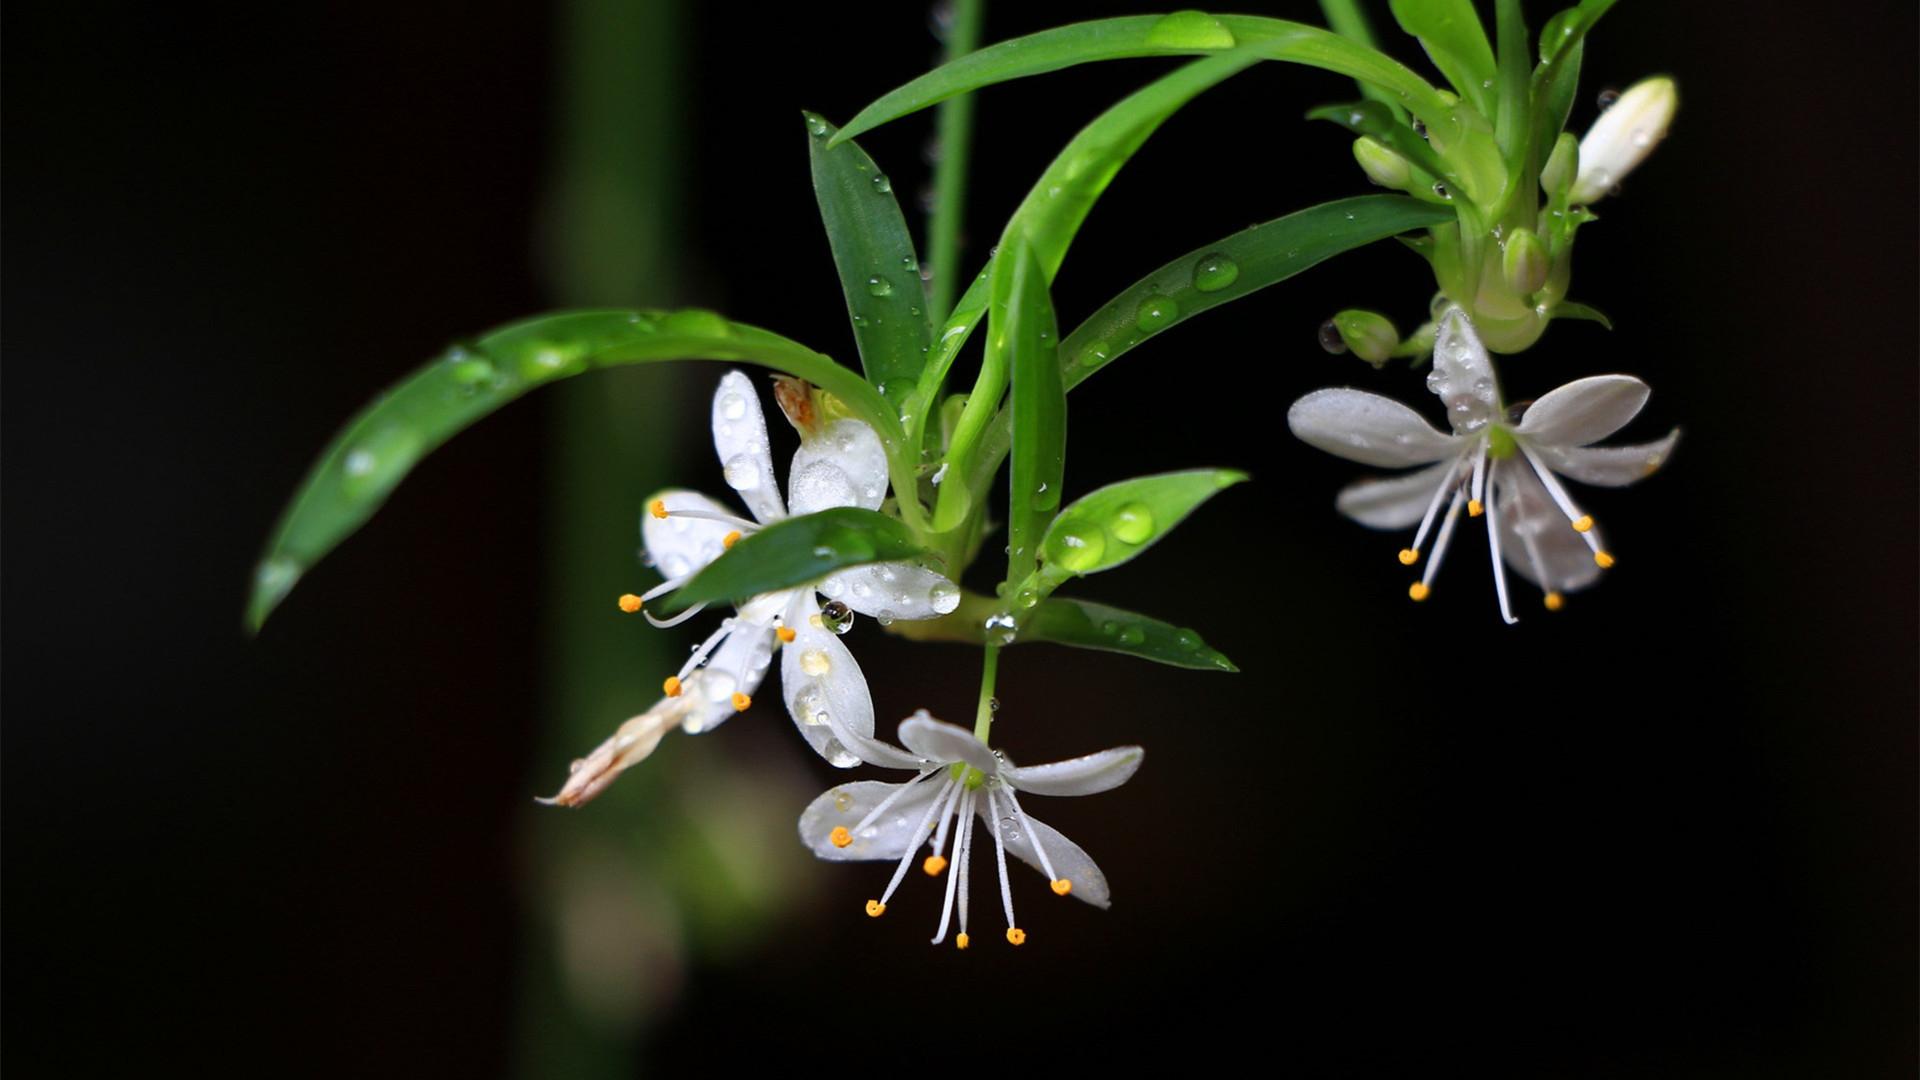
[1422,489,1468,587]
[657,505,762,533]
[928,777,965,861]
[879,776,955,906]
[1000,786,1058,883]
[1484,473,1518,625]
[674,619,736,679]
[955,790,977,940]
[1518,444,1601,553]
[644,600,711,629]
[987,787,1017,929]
[1470,441,1489,506]
[1410,452,1469,555]
[849,768,938,836]
[1512,485,1556,593]
[931,788,971,945]
[639,575,690,603]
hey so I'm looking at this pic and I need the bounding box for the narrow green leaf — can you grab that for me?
[1306,101,1458,193]
[1388,0,1498,116]
[1316,0,1407,120]
[248,309,891,632]
[1038,468,1246,581]
[1552,300,1612,329]
[1492,0,1530,154]
[657,507,927,613]
[832,14,1457,149]
[1001,241,1065,585]
[1024,597,1237,672]
[803,113,932,398]
[1059,196,1455,389]
[1530,0,1615,156]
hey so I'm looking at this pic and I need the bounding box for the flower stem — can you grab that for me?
[926,0,982,326]
[972,644,1000,744]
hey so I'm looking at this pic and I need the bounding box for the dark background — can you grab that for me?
[7,0,1915,1075]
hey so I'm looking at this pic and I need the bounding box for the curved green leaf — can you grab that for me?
[248,309,891,632]
[1388,0,1497,116]
[1038,468,1246,583]
[1307,101,1458,193]
[1316,0,1408,120]
[832,14,1458,147]
[1001,241,1064,584]
[1059,196,1454,389]
[1025,597,1236,672]
[803,113,932,398]
[657,507,928,613]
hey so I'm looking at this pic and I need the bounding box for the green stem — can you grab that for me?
[926,0,982,325]
[972,644,1001,743]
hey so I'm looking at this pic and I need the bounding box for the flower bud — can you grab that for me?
[1329,309,1399,367]
[1539,132,1579,202]
[1352,136,1411,190]
[1501,227,1549,296]
[1571,76,1676,204]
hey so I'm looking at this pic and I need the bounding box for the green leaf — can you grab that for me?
[1038,469,1246,581]
[1023,597,1236,672]
[1491,0,1530,154]
[803,113,932,398]
[1000,240,1065,584]
[1306,101,1457,194]
[1552,300,1612,329]
[1388,0,1497,116]
[248,309,891,632]
[832,14,1457,149]
[1530,0,1615,157]
[1059,196,1454,389]
[1316,0,1407,120]
[657,507,928,613]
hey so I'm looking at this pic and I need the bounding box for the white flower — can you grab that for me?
[799,710,1140,948]
[1571,76,1677,205]
[1287,306,1678,622]
[542,372,960,806]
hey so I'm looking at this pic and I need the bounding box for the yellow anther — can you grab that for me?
[617,593,643,613]
[955,933,970,950]
[1467,499,1484,518]
[864,899,885,918]
[1572,514,1594,533]
[1005,928,1027,946]
[731,692,752,711]
[648,499,668,519]
[662,675,683,697]
[1050,879,1073,897]
[723,530,742,549]
[922,855,948,876]
[828,826,852,849]
[1397,548,1419,566]
[776,626,797,644]
[1594,551,1616,569]
[1408,582,1431,602]
[1544,591,1565,612]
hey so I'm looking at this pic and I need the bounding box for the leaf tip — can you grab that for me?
[1214,468,1251,489]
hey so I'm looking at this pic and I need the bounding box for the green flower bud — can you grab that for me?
[1501,228,1549,296]
[1330,309,1399,367]
[1540,132,1579,202]
[1352,136,1411,190]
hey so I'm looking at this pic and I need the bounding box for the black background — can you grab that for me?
[7,0,1915,1075]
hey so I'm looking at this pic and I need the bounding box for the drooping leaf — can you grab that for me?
[248,309,892,632]
[1058,196,1454,390]
[1316,0,1408,120]
[1038,469,1247,582]
[1552,300,1612,329]
[657,507,928,613]
[1024,597,1236,671]
[1388,0,1497,116]
[1000,241,1065,584]
[831,14,1458,148]
[803,113,932,398]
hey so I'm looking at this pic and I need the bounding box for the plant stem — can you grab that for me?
[972,644,1000,743]
[926,0,982,325]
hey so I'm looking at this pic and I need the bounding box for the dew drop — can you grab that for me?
[1596,88,1621,110]
[823,738,860,768]
[1432,181,1451,200]
[662,309,730,337]
[806,113,830,137]
[1411,117,1428,139]
[799,649,833,676]
[1117,625,1146,646]
[1048,518,1108,572]
[872,173,892,194]
[1144,9,1236,49]
[1174,630,1201,651]
[722,454,762,491]
[1135,295,1179,333]
[1192,253,1239,293]
[833,788,854,812]
[1318,320,1349,355]
[820,600,855,635]
[719,392,748,421]
[983,611,1018,645]
[1110,501,1154,544]
[928,581,960,614]
[867,276,894,297]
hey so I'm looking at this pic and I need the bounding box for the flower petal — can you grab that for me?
[990,808,1112,909]
[787,419,889,515]
[780,593,920,769]
[1334,460,1456,529]
[1003,746,1142,797]
[818,562,961,621]
[1533,429,1680,488]
[641,488,738,581]
[799,779,944,860]
[1572,75,1677,205]
[1287,389,1459,467]
[711,370,786,525]
[1497,463,1602,592]
[679,623,778,734]
[898,711,997,773]
[1429,306,1502,435]
[1516,375,1650,447]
